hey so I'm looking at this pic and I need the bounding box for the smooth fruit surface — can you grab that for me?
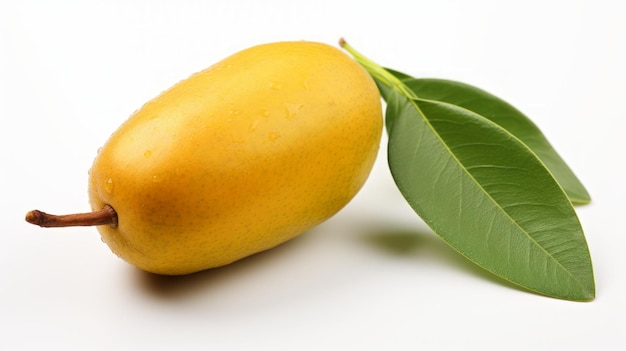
[88,41,383,275]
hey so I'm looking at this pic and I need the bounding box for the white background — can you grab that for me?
[1,1,625,350]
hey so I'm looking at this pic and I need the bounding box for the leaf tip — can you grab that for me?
[582,285,596,302]
[565,280,596,302]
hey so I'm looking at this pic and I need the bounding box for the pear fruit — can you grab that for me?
[26,40,383,275]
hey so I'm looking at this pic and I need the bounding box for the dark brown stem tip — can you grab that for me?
[25,205,118,228]
[25,210,46,226]
[339,38,347,48]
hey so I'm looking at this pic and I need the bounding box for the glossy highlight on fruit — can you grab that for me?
[28,41,383,275]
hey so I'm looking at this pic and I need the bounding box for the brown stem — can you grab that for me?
[25,205,118,228]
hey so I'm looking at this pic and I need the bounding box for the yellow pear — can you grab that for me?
[26,41,383,275]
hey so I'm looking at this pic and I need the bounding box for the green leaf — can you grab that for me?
[385,89,595,300]
[340,39,595,300]
[379,69,590,204]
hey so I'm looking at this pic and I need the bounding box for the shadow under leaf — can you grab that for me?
[361,225,530,295]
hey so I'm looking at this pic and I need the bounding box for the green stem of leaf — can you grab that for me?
[339,38,416,99]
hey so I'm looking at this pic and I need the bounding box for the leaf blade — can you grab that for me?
[386,90,595,300]
[384,70,590,204]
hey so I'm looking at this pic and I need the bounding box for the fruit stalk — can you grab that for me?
[339,38,417,99]
[25,205,118,228]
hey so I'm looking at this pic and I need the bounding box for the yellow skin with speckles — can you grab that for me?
[88,41,383,275]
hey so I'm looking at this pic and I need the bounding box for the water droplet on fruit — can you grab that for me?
[104,178,114,194]
[144,150,152,158]
[249,119,259,132]
[269,81,282,90]
[227,109,240,123]
[285,103,303,119]
[261,109,271,118]
[152,175,162,183]
[268,132,281,141]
